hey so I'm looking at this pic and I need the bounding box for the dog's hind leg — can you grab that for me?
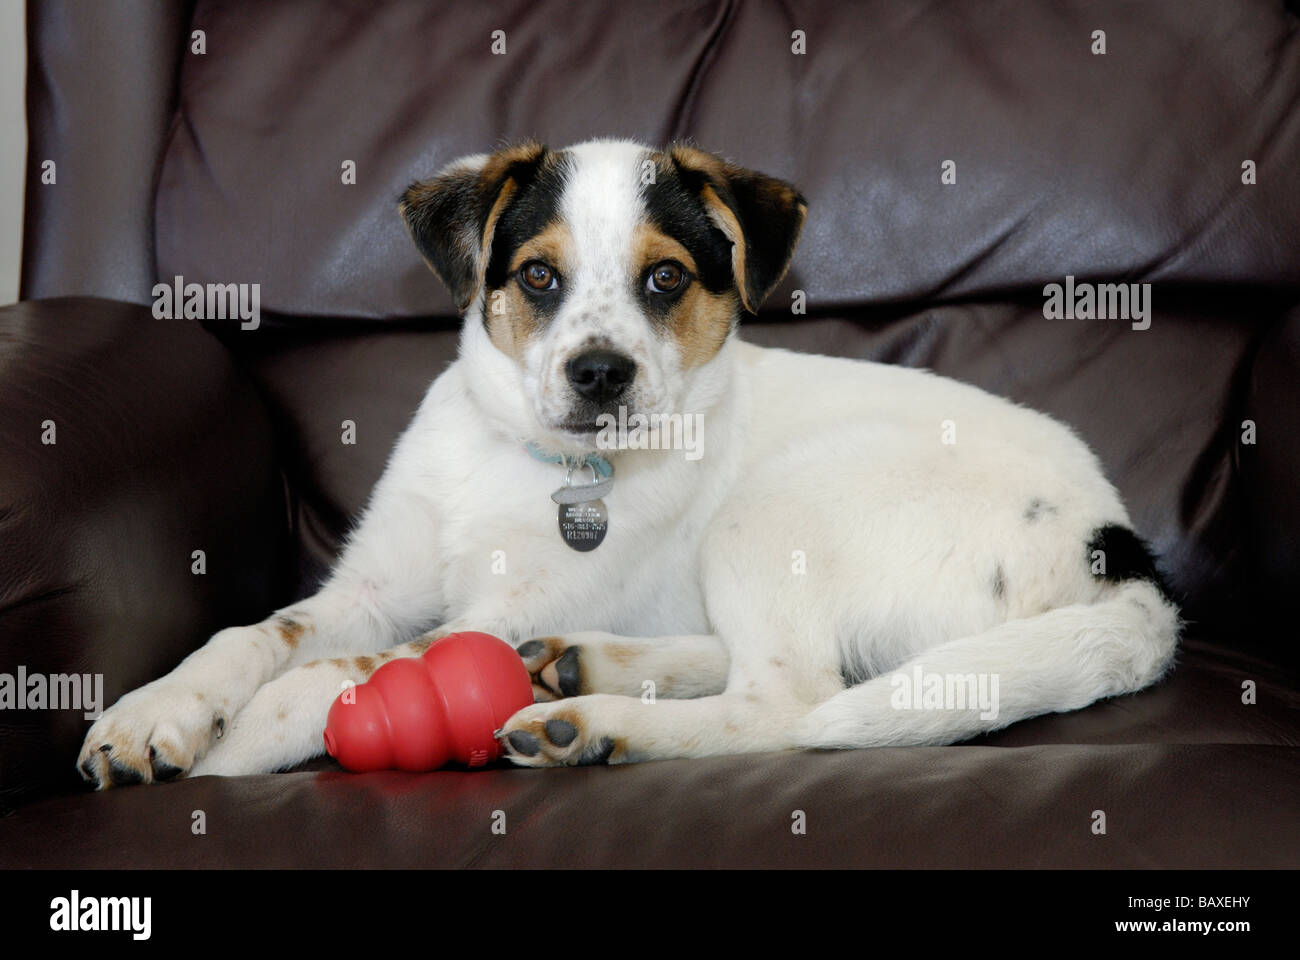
[792,580,1179,749]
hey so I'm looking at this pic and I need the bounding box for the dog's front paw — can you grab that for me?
[496,697,625,767]
[77,681,229,789]
[515,636,588,701]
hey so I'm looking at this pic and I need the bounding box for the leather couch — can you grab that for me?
[1,0,1296,868]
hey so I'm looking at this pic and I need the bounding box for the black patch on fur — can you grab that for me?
[1086,525,1170,595]
[1024,498,1058,523]
[992,563,1006,599]
[483,153,570,294]
[644,161,738,297]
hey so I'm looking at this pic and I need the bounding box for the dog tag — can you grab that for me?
[558,499,608,552]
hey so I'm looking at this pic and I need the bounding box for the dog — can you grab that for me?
[77,138,1179,785]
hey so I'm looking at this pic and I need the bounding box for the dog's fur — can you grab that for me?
[78,139,1179,784]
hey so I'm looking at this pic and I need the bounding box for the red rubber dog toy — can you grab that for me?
[322,631,533,772]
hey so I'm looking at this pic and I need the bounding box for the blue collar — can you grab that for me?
[524,440,613,478]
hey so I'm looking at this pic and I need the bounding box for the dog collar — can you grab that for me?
[523,440,613,479]
[523,440,613,552]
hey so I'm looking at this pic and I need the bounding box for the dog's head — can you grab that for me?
[400,139,806,450]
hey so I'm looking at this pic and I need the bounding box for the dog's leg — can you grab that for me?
[76,581,421,788]
[497,690,807,766]
[516,632,728,701]
[498,635,817,765]
[78,475,447,788]
[793,580,1179,749]
[190,633,450,777]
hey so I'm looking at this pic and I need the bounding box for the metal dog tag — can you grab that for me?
[558,499,607,551]
[547,460,611,552]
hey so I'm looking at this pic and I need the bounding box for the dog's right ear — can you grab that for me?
[400,142,549,312]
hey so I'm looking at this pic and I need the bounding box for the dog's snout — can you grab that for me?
[566,349,636,404]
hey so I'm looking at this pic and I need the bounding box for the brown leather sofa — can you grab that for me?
[1,0,1297,868]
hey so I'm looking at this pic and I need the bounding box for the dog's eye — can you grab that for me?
[520,261,558,292]
[647,261,685,295]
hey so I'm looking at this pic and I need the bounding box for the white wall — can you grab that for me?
[0,0,26,305]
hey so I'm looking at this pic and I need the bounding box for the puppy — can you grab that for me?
[78,139,1179,784]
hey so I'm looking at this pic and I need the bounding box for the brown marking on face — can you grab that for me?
[483,220,576,361]
[328,658,347,669]
[770,657,786,669]
[276,708,288,721]
[353,656,377,676]
[634,222,737,370]
[408,636,435,656]
[195,693,206,702]
[274,615,307,648]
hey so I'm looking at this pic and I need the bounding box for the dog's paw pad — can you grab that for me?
[517,638,585,699]
[498,703,623,768]
[544,718,578,747]
[506,730,541,757]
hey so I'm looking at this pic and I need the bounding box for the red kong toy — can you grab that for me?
[322,631,533,772]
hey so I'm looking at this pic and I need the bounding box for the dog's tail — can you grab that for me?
[792,578,1179,750]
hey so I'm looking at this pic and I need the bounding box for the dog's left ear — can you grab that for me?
[669,145,808,315]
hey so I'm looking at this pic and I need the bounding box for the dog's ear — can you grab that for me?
[669,145,807,315]
[400,141,549,312]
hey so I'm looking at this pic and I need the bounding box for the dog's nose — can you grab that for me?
[566,349,636,404]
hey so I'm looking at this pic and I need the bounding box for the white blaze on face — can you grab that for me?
[529,140,673,431]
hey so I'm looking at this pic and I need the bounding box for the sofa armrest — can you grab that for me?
[0,298,289,809]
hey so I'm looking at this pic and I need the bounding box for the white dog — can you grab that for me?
[78,139,1179,784]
